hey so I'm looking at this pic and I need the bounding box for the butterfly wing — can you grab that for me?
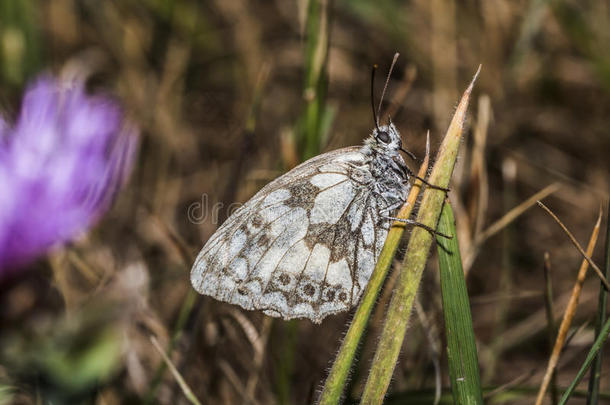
[190,147,393,323]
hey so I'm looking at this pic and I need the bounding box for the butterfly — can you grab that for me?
[190,59,428,323]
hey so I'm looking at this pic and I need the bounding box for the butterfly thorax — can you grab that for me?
[360,123,410,213]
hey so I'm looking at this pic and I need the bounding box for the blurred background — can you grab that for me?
[1,0,609,404]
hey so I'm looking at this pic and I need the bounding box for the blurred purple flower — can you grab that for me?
[0,75,138,273]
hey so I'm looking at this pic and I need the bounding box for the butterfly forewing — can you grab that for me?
[191,147,393,323]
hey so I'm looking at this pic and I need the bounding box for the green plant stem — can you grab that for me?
[302,0,330,159]
[587,200,610,405]
[559,315,610,405]
[276,319,297,405]
[318,138,431,405]
[360,67,479,404]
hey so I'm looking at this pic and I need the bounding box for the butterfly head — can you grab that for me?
[369,120,409,160]
[365,120,415,182]
[368,119,418,164]
[373,121,401,152]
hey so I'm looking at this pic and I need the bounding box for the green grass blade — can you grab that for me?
[559,315,610,405]
[360,67,480,404]
[436,202,483,404]
[275,319,298,405]
[301,0,330,159]
[586,201,610,405]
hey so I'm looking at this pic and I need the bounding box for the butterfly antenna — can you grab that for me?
[400,146,418,161]
[377,52,399,123]
[371,63,381,131]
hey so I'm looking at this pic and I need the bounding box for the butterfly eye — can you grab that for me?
[377,131,390,144]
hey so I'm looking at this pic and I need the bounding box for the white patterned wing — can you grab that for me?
[190,147,392,323]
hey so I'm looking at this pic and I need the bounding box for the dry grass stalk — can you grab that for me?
[485,369,536,401]
[150,336,202,405]
[534,206,603,405]
[150,213,195,265]
[463,183,561,272]
[491,287,597,355]
[543,252,559,405]
[468,94,492,237]
[219,359,253,404]
[537,201,609,290]
[246,317,273,401]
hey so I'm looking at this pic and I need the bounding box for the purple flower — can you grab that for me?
[0,75,138,273]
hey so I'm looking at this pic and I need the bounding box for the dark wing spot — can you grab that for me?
[303,283,315,297]
[278,273,291,286]
[325,289,336,301]
[251,214,263,228]
[258,233,271,248]
[285,182,318,210]
[338,291,348,302]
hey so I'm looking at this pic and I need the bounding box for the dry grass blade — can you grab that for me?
[468,94,491,237]
[543,252,559,405]
[482,155,517,383]
[145,213,199,402]
[150,213,195,265]
[492,288,596,355]
[537,201,609,291]
[219,359,252,404]
[246,317,273,402]
[224,309,263,354]
[150,336,202,405]
[67,250,104,284]
[464,183,561,272]
[534,206,603,405]
[223,308,272,401]
[485,370,535,401]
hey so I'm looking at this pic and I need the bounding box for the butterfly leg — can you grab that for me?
[378,200,404,215]
[403,166,450,192]
[385,216,452,239]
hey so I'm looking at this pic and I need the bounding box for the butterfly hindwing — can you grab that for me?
[191,147,391,323]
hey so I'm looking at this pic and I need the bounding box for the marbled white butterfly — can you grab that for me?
[191,59,428,323]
